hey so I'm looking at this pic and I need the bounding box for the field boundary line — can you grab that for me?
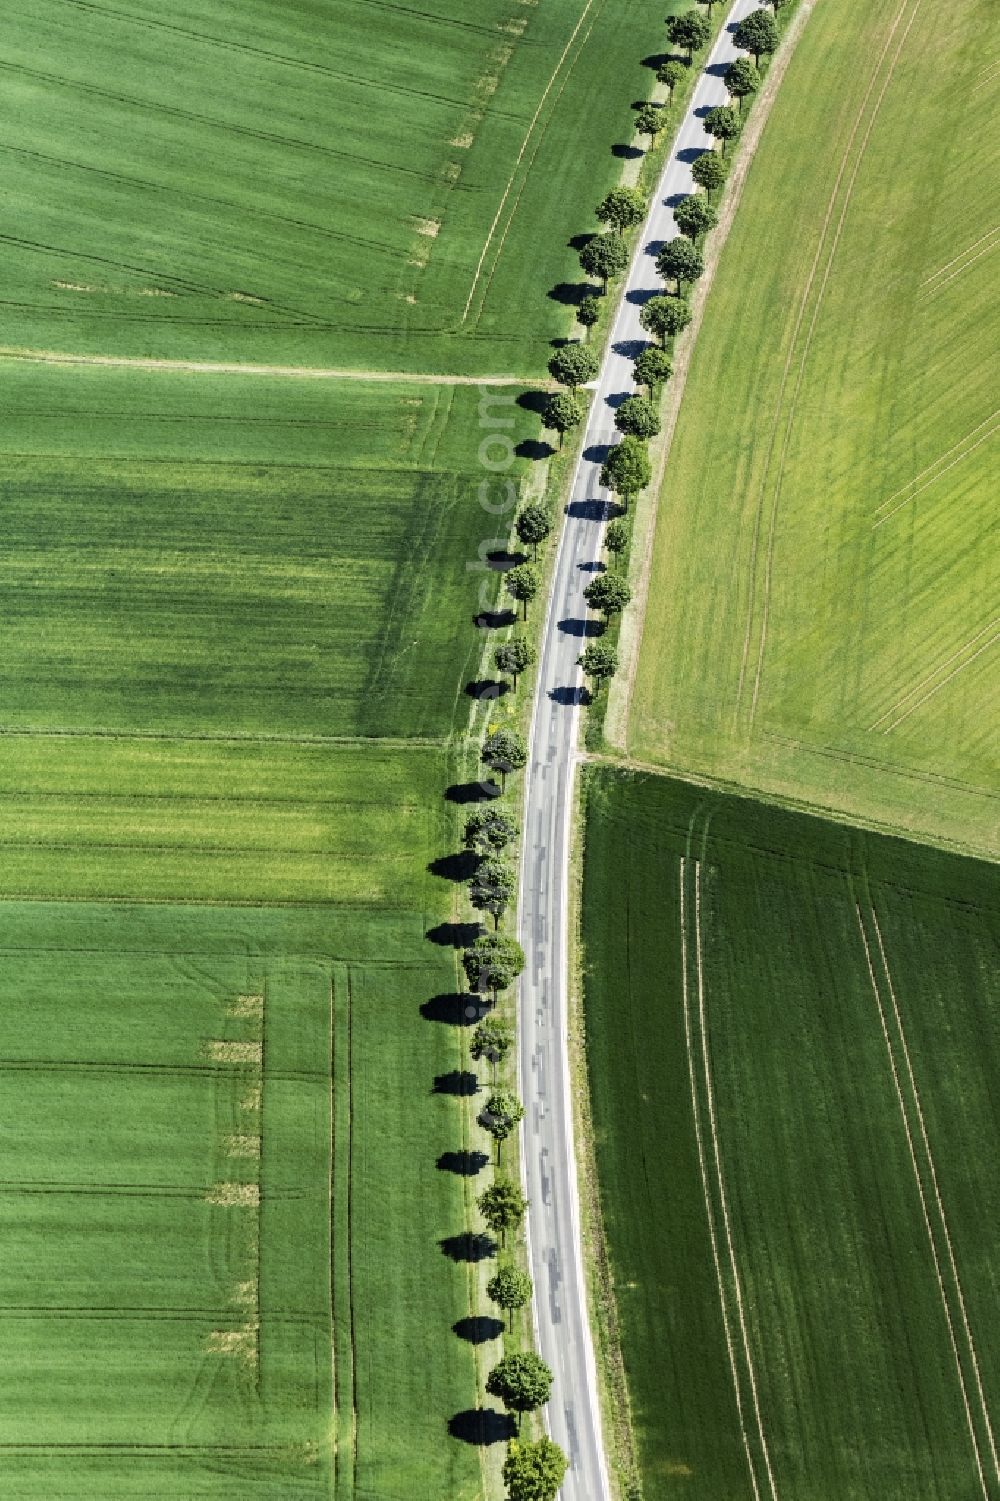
[854,903,991,1501]
[869,908,1000,1481]
[694,861,780,1501]
[873,409,1000,514]
[0,347,544,386]
[872,421,1000,527]
[460,0,598,323]
[745,0,923,725]
[679,856,766,1501]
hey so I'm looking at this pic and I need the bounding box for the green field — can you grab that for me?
[622,0,999,858]
[0,898,478,1499]
[581,766,1000,1500]
[5,0,669,373]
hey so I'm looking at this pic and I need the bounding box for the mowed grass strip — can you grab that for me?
[0,900,481,1499]
[581,767,1000,1500]
[3,0,669,371]
[625,0,1000,857]
[0,364,533,742]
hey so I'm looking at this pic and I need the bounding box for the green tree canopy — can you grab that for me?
[704,103,742,154]
[666,8,711,60]
[725,55,761,109]
[733,7,778,62]
[469,856,516,929]
[504,562,540,620]
[481,1089,525,1161]
[615,393,661,440]
[674,194,718,241]
[600,435,653,509]
[604,518,629,555]
[463,932,525,996]
[579,232,629,293]
[656,236,704,293]
[548,343,599,389]
[502,1437,569,1501]
[542,392,583,451]
[639,294,692,346]
[464,805,518,856]
[494,635,536,688]
[633,345,672,396]
[657,58,686,97]
[486,1261,533,1331]
[482,727,528,791]
[578,641,619,696]
[516,502,553,556]
[690,148,727,199]
[635,102,665,144]
[486,1352,553,1428]
[584,571,632,622]
[471,1015,515,1080]
[577,294,600,337]
[478,1176,527,1246]
[595,186,646,234]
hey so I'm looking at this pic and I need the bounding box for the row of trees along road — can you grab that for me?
[440,6,788,1494]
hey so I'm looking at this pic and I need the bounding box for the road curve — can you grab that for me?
[516,2,760,1496]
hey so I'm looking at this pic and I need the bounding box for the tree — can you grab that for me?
[463,932,525,999]
[469,856,516,929]
[690,148,726,200]
[502,1437,569,1501]
[465,805,518,857]
[478,1176,527,1247]
[471,1015,515,1082]
[640,294,691,347]
[633,345,672,397]
[482,727,528,792]
[656,236,704,294]
[725,55,760,112]
[657,58,686,100]
[615,393,661,440]
[704,103,741,154]
[516,502,552,557]
[541,391,582,451]
[674,194,718,241]
[487,1262,532,1332]
[600,436,652,512]
[604,518,629,556]
[486,1353,553,1431]
[595,186,646,234]
[548,342,598,389]
[579,233,628,293]
[481,1089,525,1162]
[578,641,619,697]
[504,562,540,621]
[635,102,665,147]
[584,572,632,624]
[577,294,600,339]
[733,7,778,63]
[666,9,711,61]
[494,635,536,689]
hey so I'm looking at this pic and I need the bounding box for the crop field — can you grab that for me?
[4,0,669,373]
[0,898,479,1499]
[581,767,1000,1501]
[623,0,1000,858]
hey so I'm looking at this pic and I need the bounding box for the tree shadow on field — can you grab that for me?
[473,607,518,630]
[547,281,589,308]
[640,50,673,71]
[426,920,482,949]
[445,780,501,805]
[567,232,592,252]
[427,850,478,883]
[453,1315,504,1345]
[516,438,554,461]
[486,549,526,570]
[440,1231,497,1263]
[433,1070,480,1097]
[612,142,643,161]
[438,1149,490,1176]
[421,993,490,1026]
[466,679,507,705]
[449,1408,516,1445]
[518,389,551,416]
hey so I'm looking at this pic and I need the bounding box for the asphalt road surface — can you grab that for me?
[516,2,759,1495]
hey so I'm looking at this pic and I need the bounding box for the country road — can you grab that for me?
[516,2,761,1496]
